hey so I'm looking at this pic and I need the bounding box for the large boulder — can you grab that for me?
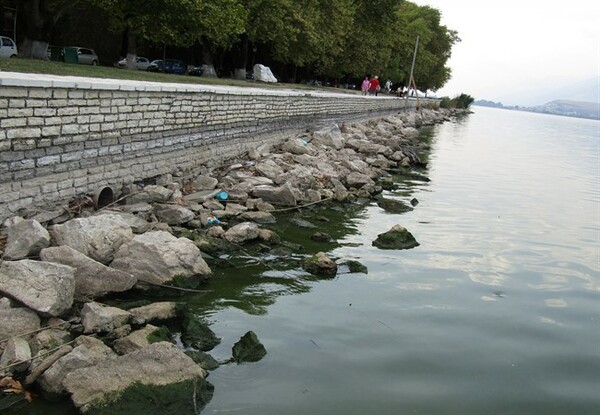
[312,124,345,150]
[112,324,167,355]
[255,159,284,181]
[80,302,131,334]
[96,211,151,234]
[253,63,277,83]
[0,260,75,316]
[40,246,137,298]
[251,182,297,206]
[39,336,116,396]
[0,337,31,373]
[372,225,420,250]
[110,231,211,286]
[0,308,40,351]
[63,342,209,414]
[302,252,338,277]
[129,302,178,325]
[2,219,50,260]
[224,222,259,244]
[49,214,134,264]
[153,204,195,225]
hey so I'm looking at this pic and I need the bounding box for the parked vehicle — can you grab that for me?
[188,66,203,76]
[0,36,17,58]
[117,56,150,70]
[146,59,186,74]
[68,47,99,65]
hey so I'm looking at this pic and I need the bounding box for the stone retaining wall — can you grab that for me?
[0,73,422,221]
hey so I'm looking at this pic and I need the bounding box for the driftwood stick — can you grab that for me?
[24,345,73,385]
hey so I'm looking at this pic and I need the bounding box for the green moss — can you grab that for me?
[85,378,214,415]
[180,311,221,352]
[372,226,420,250]
[345,260,368,274]
[232,331,267,363]
[146,326,171,344]
[376,198,414,214]
[184,350,220,371]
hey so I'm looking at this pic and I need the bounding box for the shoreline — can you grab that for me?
[0,107,466,413]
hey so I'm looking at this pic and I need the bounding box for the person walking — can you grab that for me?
[361,76,370,96]
[368,75,380,96]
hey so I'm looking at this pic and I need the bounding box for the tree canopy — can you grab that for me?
[3,0,460,90]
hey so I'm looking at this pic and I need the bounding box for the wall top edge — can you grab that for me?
[0,71,406,100]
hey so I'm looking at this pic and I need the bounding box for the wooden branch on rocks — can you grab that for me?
[24,345,73,385]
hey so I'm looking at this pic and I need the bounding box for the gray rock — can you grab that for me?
[126,185,173,204]
[80,302,131,334]
[255,159,284,181]
[113,324,162,355]
[63,342,207,413]
[224,222,259,244]
[281,137,310,155]
[0,337,31,373]
[183,189,221,203]
[30,328,72,357]
[154,204,195,225]
[345,172,375,188]
[240,176,274,186]
[49,214,134,264]
[96,210,151,234]
[257,229,280,245]
[252,182,297,206]
[0,308,40,351]
[312,124,345,150]
[0,260,75,316]
[110,231,211,285]
[2,219,50,260]
[372,224,420,250]
[193,175,218,191]
[117,203,154,214]
[39,336,116,396]
[206,226,225,238]
[240,211,276,224]
[129,302,178,325]
[302,252,338,277]
[40,246,137,298]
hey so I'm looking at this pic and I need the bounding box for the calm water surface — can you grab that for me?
[201,107,599,415]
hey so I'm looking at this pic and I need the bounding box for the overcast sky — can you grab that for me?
[411,0,600,105]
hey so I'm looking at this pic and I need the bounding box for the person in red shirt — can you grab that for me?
[368,75,380,96]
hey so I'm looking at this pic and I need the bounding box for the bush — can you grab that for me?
[439,93,474,109]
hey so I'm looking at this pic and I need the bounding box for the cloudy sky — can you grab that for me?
[412,0,600,105]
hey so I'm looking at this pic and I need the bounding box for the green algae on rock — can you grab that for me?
[372,225,419,250]
[232,331,267,363]
[302,252,338,277]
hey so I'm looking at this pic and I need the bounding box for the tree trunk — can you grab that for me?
[125,25,137,70]
[201,48,217,77]
[20,0,49,59]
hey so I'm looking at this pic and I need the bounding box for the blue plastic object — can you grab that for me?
[215,191,229,201]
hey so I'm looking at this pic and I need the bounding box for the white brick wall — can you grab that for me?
[0,72,424,220]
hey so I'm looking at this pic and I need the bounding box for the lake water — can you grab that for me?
[9,107,599,414]
[200,107,600,415]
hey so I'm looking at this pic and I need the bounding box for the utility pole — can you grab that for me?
[404,35,419,111]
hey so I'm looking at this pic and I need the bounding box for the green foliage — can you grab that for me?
[440,93,475,109]
[21,0,461,91]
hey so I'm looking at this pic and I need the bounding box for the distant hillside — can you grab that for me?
[474,99,599,120]
[529,100,599,120]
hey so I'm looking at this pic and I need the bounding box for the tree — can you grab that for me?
[18,0,81,59]
[389,2,460,91]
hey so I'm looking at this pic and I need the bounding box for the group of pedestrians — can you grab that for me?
[361,75,380,96]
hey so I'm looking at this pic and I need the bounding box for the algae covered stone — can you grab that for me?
[232,331,267,363]
[372,225,419,250]
[302,252,338,277]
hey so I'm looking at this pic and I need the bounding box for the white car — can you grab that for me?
[117,56,150,70]
[0,36,17,58]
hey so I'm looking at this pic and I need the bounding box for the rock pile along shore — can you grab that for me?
[0,107,461,413]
